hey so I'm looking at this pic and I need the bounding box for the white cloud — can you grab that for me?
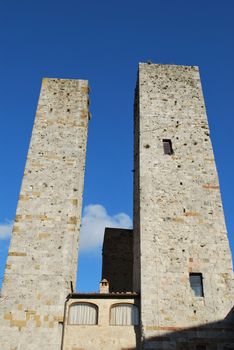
[79,204,132,252]
[0,222,13,240]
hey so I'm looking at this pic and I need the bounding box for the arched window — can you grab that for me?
[110,303,139,326]
[68,302,98,325]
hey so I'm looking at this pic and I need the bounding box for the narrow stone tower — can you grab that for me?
[0,78,89,350]
[133,63,233,348]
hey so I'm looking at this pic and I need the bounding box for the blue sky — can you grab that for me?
[0,0,233,292]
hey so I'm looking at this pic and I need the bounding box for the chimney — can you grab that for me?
[100,279,109,293]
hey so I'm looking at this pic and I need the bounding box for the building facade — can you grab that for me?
[0,63,233,350]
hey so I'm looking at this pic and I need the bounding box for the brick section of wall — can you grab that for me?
[102,228,133,292]
[133,63,234,347]
[0,78,89,350]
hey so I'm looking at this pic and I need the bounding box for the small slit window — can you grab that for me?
[110,303,139,326]
[189,273,204,297]
[163,139,173,155]
[68,302,98,325]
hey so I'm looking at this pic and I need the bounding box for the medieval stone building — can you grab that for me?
[0,63,233,350]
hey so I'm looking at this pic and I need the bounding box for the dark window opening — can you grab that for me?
[163,139,173,155]
[189,273,204,297]
[196,345,207,350]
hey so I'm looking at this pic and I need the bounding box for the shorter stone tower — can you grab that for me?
[0,78,89,350]
[102,228,133,292]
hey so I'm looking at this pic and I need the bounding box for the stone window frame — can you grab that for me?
[68,302,99,326]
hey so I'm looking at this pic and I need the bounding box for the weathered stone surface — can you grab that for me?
[133,63,234,348]
[0,78,89,350]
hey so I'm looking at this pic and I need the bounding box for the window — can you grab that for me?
[68,302,98,325]
[189,273,204,297]
[163,139,173,155]
[196,345,206,350]
[110,303,139,326]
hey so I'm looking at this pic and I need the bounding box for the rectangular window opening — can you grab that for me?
[163,139,173,155]
[189,273,204,297]
[196,345,207,350]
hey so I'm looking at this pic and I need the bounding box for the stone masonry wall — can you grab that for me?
[0,78,89,350]
[133,63,233,348]
[102,228,133,292]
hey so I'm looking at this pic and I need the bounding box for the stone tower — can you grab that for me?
[133,63,233,348]
[102,227,133,292]
[0,78,89,350]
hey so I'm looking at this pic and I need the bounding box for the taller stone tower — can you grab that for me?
[133,63,233,348]
[0,78,89,350]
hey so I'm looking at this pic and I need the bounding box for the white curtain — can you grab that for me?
[110,304,139,325]
[69,303,97,325]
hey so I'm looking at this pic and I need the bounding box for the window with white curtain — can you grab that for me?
[68,303,98,325]
[110,304,139,326]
